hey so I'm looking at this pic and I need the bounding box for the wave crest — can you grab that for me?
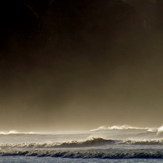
[90,125,154,132]
[0,130,36,135]
[0,138,116,148]
[1,137,163,149]
[55,138,116,148]
[124,139,163,145]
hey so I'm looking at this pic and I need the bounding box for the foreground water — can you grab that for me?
[0,125,163,162]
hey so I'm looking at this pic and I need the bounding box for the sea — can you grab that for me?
[0,125,163,163]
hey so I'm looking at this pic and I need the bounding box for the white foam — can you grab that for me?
[90,125,151,132]
[157,126,163,135]
[0,130,36,135]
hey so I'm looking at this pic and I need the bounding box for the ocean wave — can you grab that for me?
[0,130,37,135]
[90,125,156,132]
[1,138,163,149]
[124,139,163,145]
[0,150,163,159]
[53,138,116,148]
[0,138,117,148]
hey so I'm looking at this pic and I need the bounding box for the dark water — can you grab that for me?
[0,157,163,163]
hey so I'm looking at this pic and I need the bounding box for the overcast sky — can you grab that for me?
[0,0,163,131]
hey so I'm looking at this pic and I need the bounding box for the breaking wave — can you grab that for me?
[124,139,163,145]
[0,131,37,135]
[0,138,117,148]
[0,137,163,159]
[90,125,163,138]
[90,125,156,132]
[1,137,163,149]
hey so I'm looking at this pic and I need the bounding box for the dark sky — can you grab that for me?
[0,0,163,131]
